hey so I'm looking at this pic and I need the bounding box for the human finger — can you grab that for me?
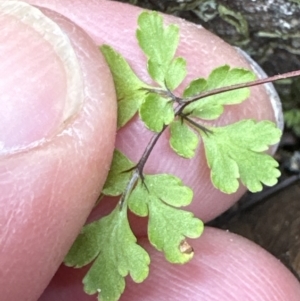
[0,2,116,300]
[39,228,300,301]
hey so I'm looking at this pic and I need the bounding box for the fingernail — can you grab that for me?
[235,47,284,132]
[0,2,83,153]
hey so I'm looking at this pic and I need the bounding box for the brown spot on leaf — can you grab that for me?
[179,240,194,255]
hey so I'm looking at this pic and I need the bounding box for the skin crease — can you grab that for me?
[0,0,299,300]
[0,2,117,301]
[27,0,275,223]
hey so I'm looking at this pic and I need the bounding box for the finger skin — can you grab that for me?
[0,3,116,301]
[2,1,295,301]
[39,228,300,301]
[21,2,299,301]
[27,0,276,223]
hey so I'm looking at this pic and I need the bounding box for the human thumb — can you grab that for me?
[0,2,116,301]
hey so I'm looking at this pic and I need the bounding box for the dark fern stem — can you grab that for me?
[119,69,300,208]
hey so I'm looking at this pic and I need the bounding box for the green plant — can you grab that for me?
[282,78,300,136]
[64,11,300,301]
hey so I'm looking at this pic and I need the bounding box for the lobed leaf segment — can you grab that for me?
[64,11,287,301]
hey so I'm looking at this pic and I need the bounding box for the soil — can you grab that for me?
[114,0,300,280]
